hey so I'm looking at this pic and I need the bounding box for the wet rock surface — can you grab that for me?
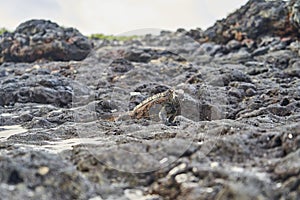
[0,1,299,199]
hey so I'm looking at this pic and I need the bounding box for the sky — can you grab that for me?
[0,0,248,35]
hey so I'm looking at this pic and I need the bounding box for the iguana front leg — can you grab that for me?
[159,94,181,126]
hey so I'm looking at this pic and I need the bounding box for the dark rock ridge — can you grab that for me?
[0,62,76,107]
[189,0,300,44]
[0,19,93,63]
[0,0,299,200]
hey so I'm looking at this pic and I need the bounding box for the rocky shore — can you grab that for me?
[0,0,299,199]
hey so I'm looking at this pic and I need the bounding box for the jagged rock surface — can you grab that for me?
[0,1,299,200]
[193,0,300,44]
[0,19,93,63]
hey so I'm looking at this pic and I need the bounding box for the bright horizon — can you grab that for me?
[1,0,248,35]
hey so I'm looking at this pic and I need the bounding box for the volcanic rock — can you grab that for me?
[199,0,300,44]
[0,1,299,200]
[0,19,92,63]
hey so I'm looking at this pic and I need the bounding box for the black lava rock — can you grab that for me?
[198,0,299,44]
[0,19,93,63]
